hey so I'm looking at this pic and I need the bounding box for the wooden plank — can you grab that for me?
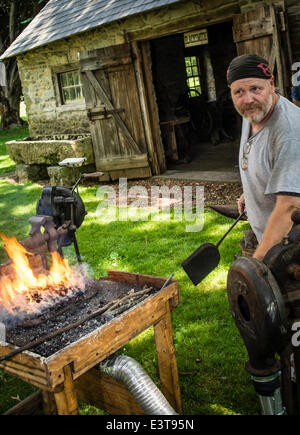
[85,70,142,154]
[80,67,97,110]
[154,302,182,414]
[108,67,132,156]
[140,42,166,173]
[96,153,149,171]
[75,369,144,415]
[233,20,273,43]
[107,270,175,290]
[109,166,151,181]
[233,5,275,64]
[107,270,180,310]
[107,62,147,157]
[270,4,285,95]
[91,68,122,158]
[0,344,50,390]
[3,390,42,415]
[80,70,109,170]
[131,41,158,175]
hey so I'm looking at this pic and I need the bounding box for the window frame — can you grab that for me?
[185,55,202,97]
[52,63,85,108]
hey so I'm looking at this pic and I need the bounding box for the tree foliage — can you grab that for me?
[0,0,49,129]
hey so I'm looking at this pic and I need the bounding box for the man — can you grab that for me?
[227,54,300,261]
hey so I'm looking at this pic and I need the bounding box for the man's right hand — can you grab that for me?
[237,193,246,215]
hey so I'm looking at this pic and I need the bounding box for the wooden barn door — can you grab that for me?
[79,43,152,180]
[232,1,292,97]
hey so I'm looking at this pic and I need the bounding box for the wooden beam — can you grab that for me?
[131,40,158,175]
[75,369,144,415]
[270,5,284,95]
[96,153,148,171]
[126,2,240,42]
[53,365,79,415]
[3,390,42,415]
[80,56,132,72]
[154,301,182,414]
[140,42,166,173]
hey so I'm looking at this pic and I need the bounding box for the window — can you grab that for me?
[58,70,83,104]
[185,56,201,97]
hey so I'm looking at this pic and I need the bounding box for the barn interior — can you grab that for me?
[150,21,242,180]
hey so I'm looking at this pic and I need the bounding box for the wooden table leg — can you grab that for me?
[154,301,182,414]
[42,390,58,415]
[53,364,79,415]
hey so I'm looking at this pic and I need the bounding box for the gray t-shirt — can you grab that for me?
[239,95,300,242]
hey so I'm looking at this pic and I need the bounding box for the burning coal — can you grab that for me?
[0,234,85,326]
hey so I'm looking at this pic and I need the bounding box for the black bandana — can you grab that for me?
[227,54,273,86]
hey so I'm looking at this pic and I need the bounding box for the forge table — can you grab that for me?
[0,271,182,415]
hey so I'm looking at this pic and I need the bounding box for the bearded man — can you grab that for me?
[227,54,300,260]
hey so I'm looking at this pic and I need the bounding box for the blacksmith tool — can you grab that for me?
[209,204,247,220]
[160,273,175,290]
[225,210,300,414]
[182,211,246,285]
[36,157,104,264]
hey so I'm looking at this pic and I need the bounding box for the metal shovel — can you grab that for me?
[181,211,246,285]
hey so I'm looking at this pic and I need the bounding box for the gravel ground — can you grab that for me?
[106,177,243,208]
[1,171,243,208]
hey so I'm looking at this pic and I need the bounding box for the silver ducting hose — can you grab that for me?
[99,354,178,415]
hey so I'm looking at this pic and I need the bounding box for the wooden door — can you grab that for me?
[232,1,292,97]
[79,43,152,180]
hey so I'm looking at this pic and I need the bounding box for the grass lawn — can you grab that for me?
[0,126,260,415]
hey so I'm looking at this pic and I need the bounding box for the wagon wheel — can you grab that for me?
[216,88,241,139]
[199,107,213,137]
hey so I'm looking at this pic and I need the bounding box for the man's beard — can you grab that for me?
[238,92,273,123]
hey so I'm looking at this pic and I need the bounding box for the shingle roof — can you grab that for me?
[1,0,181,60]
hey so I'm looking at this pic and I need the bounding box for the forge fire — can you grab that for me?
[0,233,85,325]
[0,231,153,358]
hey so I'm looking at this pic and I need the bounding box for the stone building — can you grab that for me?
[1,0,300,181]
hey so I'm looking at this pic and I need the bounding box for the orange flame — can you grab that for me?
[0,234,82,313]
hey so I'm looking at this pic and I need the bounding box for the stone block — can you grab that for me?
[47,164,97,186]
[16,164,48,183]
[5,135,95,166]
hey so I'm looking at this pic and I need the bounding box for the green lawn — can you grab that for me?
[0,127,259,415]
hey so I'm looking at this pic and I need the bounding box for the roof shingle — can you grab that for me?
[1,0,181,60]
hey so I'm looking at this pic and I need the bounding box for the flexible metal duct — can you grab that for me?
[99,354,177,415]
